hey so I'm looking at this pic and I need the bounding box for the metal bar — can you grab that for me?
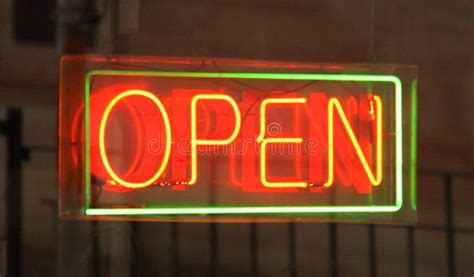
[91,221,100,277]
[130,222,140,275]
[3,108,28,277]
[444,174,456,277]
[368,225,377,277]
[407,226,415,277]
[288,223,297,277]
[210,223,218,277]
[250,223,258,277]
[310,220,474,234]
[170,222,180,277]
[329,223,338,277]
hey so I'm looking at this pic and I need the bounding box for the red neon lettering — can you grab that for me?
[89,89,383,191]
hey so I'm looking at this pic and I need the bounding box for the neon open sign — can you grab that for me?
[59,56,416,222]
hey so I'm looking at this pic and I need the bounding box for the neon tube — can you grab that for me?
[189,94,241,185]
[324,95,383,187]
[257,98,307,188]
[99,90,172,188]
[84,71,403,214]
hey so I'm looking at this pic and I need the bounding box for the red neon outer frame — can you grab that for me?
[83,69,404,216]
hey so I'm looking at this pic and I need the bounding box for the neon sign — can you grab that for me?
[59,56,416,223]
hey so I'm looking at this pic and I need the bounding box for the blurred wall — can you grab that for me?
[0,0,472,276]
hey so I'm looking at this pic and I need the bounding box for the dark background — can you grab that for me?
[0,0,473,276]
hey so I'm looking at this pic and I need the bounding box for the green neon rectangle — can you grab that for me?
[84,70,403,216]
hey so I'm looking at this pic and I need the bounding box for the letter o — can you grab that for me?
[99,90,171,188]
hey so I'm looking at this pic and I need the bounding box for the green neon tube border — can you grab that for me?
[84,70,404,215]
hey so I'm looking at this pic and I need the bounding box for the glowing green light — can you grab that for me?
[410,80,417,210]
[84,70,404,216]
[86,205,401,216]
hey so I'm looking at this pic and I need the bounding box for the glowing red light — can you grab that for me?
[83,88,383,193]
